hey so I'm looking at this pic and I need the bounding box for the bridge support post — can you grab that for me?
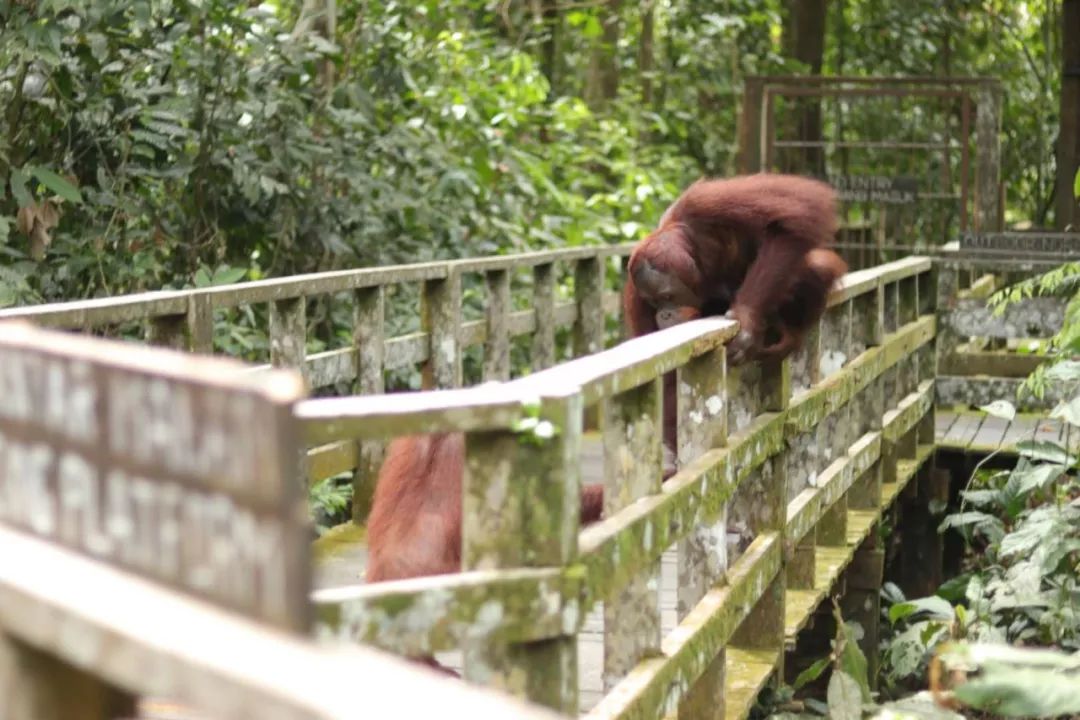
[574,257,605,431]
[0,634,136,720]
[460,392,584,713]
[675,344,729,720]
[729,357,790,687]
[839,541,884,690]
[531,263,557,370]
[483,269,512,382]
[351,285,386,523]
[601,377,664,692]
[422,269,462,389]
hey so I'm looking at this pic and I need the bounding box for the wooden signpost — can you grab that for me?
[826,175,920,204]
[0,320,311,633]
[959,231,1080,256]
[0,321,568,720]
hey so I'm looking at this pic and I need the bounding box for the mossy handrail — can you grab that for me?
[302,256,937,718]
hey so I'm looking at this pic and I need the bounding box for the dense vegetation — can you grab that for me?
[3,2,1079,716]
[0,0,1071,312]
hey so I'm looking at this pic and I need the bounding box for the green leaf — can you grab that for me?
[954,667,1080,717]
[1012,463,1066,495]
[27,166,83,204]
[1045,360,1080,382]
[979,399,1016,421]
[889,596,954,624]
[826,670,863,720]
[937,573,972,603]
[999,511,1058,558]
[211,266,248,285]
[1074,167,1080,200]
[0,215,8,244]
[1050,396,1080,426]
[9,168,32,208]
[1015,440,1076,466]
[793,657,830,690]
[872,692,965,720]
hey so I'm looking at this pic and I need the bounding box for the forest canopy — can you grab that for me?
[0,1,1071,309]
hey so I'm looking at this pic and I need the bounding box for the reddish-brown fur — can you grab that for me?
[367,433,604,582]
[623,173,847,474]
[365,432,605,675]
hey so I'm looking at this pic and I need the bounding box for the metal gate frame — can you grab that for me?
[738,76,1003,254]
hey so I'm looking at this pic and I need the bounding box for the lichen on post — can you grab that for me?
[422,268,462,389]
[460,392,584,713]
[483,269,511,382]
[675,343,729,720]
[351,285,386,523]
[601,376,663,692]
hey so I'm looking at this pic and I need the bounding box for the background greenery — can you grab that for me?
[1,0,1070,314]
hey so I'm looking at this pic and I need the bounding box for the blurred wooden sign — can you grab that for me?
[0,321,311,632]
[827,175,919,204]
[960,231,1080,256]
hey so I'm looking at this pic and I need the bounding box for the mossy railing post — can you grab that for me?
[352,285,386,523]
[730,350,790,685]
[532,263,557,370]
[422,268,462,389]
[675,344,729,720]
[574,256,604,429]
[935,261,959,405]
[130,294,215,355]
[816,300,852,561]
[600,377,664,691]
[484,269,512,382]
[270,295,310,489]
[460,391,584,713]
[841,286,888,687]
[186,291,214,354]
[269,297,308,378]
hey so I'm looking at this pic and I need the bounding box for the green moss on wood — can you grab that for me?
[311,521,367,561]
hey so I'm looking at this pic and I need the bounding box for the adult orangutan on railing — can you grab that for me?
[623,173,847,477]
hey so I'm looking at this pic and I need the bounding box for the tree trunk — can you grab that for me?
[781,0,827,176]
[1056,0,1080,229]
[585,0,622,110]
[539,0,560,99]
[639,1,655,107]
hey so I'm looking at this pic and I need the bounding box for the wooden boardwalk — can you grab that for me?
[149,411,1073,720]
[311,433,935,717]
[935,410,1077,454]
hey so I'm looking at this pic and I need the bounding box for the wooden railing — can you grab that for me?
[0,246,634,390]
[0,322,561,720]
[300,256,938,718]
[4,232,1073,719]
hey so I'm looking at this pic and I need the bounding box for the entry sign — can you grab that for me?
[960,231,1080,256]
[827,175,919,204]
[0,321,311,633]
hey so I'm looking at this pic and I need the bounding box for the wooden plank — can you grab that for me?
[939,350,1045,378]
[969,415,1010,451]
[723,648,780,720]
[1032,417,1064,446]
[945,412,984,449]
[1001,416,1040,448]
[0,321,310,632]
[0,525,563,720]
[935,411,958,442]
